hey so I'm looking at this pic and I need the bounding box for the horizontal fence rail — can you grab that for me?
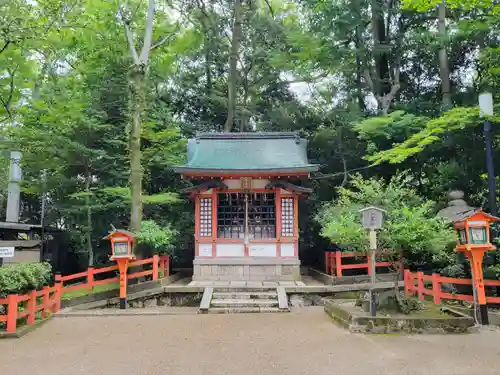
[0,255,170,333]
[404,269,500,305]
[324,251,393,277]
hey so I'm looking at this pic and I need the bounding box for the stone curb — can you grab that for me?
[0,317,52,339]
[54,307,199,317]
[324,299,475,334]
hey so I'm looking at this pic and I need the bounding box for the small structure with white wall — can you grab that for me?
[173,132,318,282]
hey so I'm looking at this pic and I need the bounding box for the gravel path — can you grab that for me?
[1,307,500,375]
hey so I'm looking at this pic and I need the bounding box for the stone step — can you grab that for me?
[214,287,276,293]
[210,299,279,308]
[207,307,285,314]
[212,292,277,300]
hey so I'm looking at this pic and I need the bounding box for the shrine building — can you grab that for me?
[173,132,318,282]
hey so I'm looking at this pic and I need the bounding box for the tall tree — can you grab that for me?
[120,0,158,232]
[438,0,452,109]
[224,0,242,132]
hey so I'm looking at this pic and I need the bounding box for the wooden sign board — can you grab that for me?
[0,247,15,258]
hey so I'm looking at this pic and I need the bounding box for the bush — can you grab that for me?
[397,292,425,314]
[0,262,52,297]
[134,220,176,256]
[316,174,456,270]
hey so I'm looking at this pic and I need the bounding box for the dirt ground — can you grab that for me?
[1,307,499,375]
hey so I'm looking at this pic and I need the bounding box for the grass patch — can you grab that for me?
[61,282,120,300]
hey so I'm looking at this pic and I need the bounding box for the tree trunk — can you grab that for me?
[85,167,94,267]
[120,0,156,235]
[240,66,251,132]
[204,24,212,125]
[129,69,146,233]
[371,0,391,97]
[224,0,242,132]
[355,25,366,112]
[438,0,452,110]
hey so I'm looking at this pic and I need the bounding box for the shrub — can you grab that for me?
[134,220,176,256]
[316,174,456,270]
[0,262,52,297]
[397,292,425,314]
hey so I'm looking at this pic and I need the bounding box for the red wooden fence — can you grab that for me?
[55,255,170,294]
[404,269,500,304]
[324,251,393,277]
[0,255,170,333]
[0,284,61,333]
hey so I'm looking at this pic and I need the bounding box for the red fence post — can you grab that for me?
[330,254,335,276]
[152,255,159,280]
[6,294,18,333]
[165,256,170,277]
[432,273,441,305]
[325,252,329,275]
[404,269,411,296]
[54,283,62,313]
[87,267,94,291]
[417,271,425,301]
[336,251,342,277]
[42,286,50,318]
[27,290,36,325]
[159,256,166,277]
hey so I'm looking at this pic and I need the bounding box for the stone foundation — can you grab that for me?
[193,257,301,281]
[324,299,475,334]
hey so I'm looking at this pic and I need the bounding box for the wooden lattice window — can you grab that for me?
[217,192,276,239]
[248,193,276,239]
[199,198,212,236]
[281,197,294,237]
[218,193,245,239]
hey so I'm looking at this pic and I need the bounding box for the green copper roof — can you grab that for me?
[173,132,319,174]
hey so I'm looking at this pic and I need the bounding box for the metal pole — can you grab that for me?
[369,229,377,316]
[482,117,495,324]
[484,120,497,216]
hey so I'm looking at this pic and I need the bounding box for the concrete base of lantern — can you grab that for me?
[192,257,301,282]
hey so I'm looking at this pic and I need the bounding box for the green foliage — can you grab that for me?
[403,0,494,11]
[134,220,177,256]
[363,107,481,165]
[101,187,181,205]
[0,263,52,297]
[355,111,429,155]
[316,174,456,266]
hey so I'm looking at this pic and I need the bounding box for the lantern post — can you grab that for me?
[451,210,499,325]
[104,230,136,310]
[359,206,387,316]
